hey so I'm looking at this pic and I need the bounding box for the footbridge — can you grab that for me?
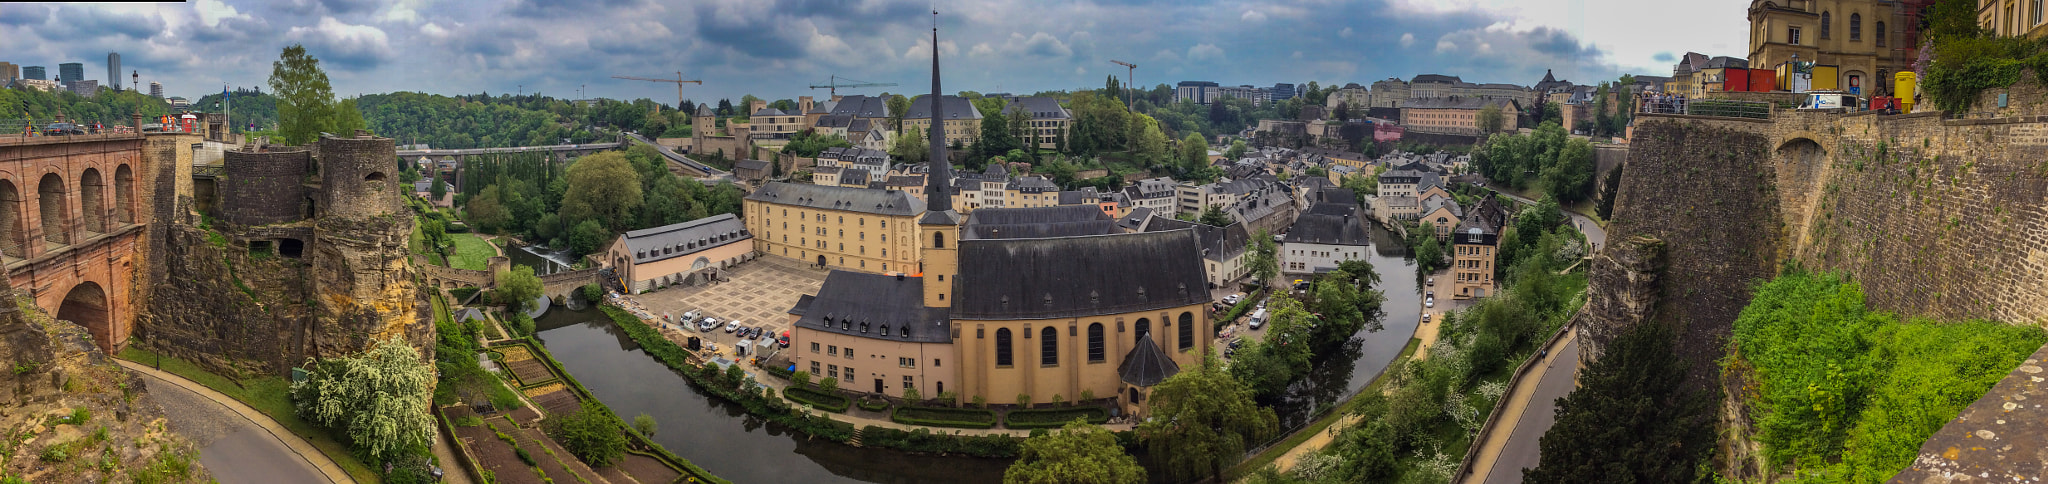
[419,255,601,303]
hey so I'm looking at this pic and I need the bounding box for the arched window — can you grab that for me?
[1820,11,1831,39]
[1178,312,1195,350]
[995,328,1013,366]
[1875,21,1886,47]
[1135,318,1151,346]
[1088,323,1105,362]
[1041,327,1058,366]
[113,165,134,224]
[933,231,945,248]
[1850,13,1861,41]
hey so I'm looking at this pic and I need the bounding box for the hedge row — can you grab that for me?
[785,387,851,413]
[891,406,998,429]
[1003,407,1111,429]
[857,425,1022,456]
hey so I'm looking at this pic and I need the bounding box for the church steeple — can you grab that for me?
[924,9,952,213]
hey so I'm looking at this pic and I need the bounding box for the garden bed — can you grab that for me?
[785,387,851,413]
[1003,406,1111,429]
[891,406,997,429]
[449,415,605,484]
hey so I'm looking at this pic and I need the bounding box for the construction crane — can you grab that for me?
[809,76,898,97]
[1109,60,1137,110]
[611,72,702,112]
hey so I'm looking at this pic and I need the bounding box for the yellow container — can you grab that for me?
[1811,65,1840,91]
[1895,71,1917,113]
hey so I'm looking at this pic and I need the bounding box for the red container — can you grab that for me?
[1725,68,1750,92]
[1749,68,1777,92]
[1869,96,1898,111]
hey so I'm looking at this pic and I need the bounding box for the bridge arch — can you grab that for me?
[0,180,23,258]
[114,164,135,225]
[80,167,106,235]
[57,282,111,352]
[37,173,68,246]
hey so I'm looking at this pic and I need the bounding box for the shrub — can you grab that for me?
[69,407,92,425]
[891,406,998,429]
[515,447,535,466]
[449,287,481,303]
[785,387,850,413]
[818,377,839,394]
[858,399,891,412]
[545,400,627,467]
[1004,407,1112,429]
[790,370,812,388]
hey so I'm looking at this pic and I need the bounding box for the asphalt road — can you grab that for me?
[137,370,328,484]
[1486,190,1607,248]
[1481,338,1582,484]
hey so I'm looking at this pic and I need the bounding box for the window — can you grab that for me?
[1850,13,1861,41]
[846,367,854,379]
[1041,327,1059,366]
[995,328,1013,366]
[1789,27,1801,45]
[811,361,820,375]
[2037,0,2045,26]
[933,231,945,248]
[846,348,854,359]
[1088,323,1105,362]
[828,364,839,379]
[903,375,914,390]
[1135,318,1151,346]
[1178,312,1196,350]
[812,342,821,353]
[935,359,941,367]
[1820,11,1831,39]
[1875,21,1887,46]
[828,345,838,356]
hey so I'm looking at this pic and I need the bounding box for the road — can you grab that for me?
[1477,337,1581,484]
[1488,191,1607,248]
[624,132,729,176]
[124,362,333,484]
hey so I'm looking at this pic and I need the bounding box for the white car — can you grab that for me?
[699,317,721,332]
[724,321,741,333]
[1425,297,1435,308]
[681,310,701,324]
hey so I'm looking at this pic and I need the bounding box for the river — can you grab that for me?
[510,227,1422,482]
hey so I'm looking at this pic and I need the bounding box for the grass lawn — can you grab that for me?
[449,232,495,271]
[1228,337,1423,480]
[117,347,382,484]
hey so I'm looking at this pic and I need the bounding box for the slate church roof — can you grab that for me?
[1118,337,1181,387]
[745,182,925,217]
[962,205,1118,240]
[1285,202,1371,246]
[791,271,951,343]
[953,230,1209,320]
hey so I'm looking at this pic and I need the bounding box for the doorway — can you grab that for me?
[874,378,884,394]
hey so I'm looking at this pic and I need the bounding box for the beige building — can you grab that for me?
[742,182,925,274]
[604,214,756,294]
[1982,0,2048,38]
[902,95,982,148]
[1747,0,1914,96]
[1450,197,1508,300]
[999,97,1072,149]
[1400,98,1520,135]
[1418,195,1463,241]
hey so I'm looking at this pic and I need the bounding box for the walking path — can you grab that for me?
[118,360,351,484]
[1461,333,1580,484]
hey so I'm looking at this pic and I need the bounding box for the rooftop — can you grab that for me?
[745,182,925,217]
[954,230,1210,320]
[1118,336,1181,387]
[904,95,983,121]
[792,271,951,343]
[1286,202,1370,246]
[617,213,752,264]
[963,205,1119,240]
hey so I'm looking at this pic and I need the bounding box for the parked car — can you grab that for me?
[681,310,701,324]
[724,321,741,333]
[1222,294,1242,305]
[1426,277,1434,286]
[1423,313,1433,323]
[777,332,791,348]
[1249,308,1269,329]
[1426,291,1434,299]
[1425,297,1434,308]
[43,123,84,136]
[699,317,721,332]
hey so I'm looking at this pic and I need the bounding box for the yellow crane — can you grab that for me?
[611,72,702,111]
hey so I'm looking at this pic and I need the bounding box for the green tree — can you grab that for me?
[890,124,930,164]
[1223,139,1248,160]
[561,152,645,230]
[1477,103,1505,134]
[1131,115,1169,169]
[1247,229,1278,287]
[819,377,840,394]
[494,265,544,313]
[791,370,813,389]
[886,94,912,131]
[464,185,510,234]
[568,219,611,257]
[1139,353,1279,481]
[428,174,447,202]
[289,338,436,462]
[1414,233,1444,273]
[1526,321,1713,484]
[1004,420,1146,484]
[1543,138,1597,204]
[1340,173,1377,200]
[979,109,1020,165]
[267,44,337,145]
[1197,205,1233,227]
[632,413,658,437]
[546,399,628,467]
[1180,133,1211,175]
[333,97,367,136]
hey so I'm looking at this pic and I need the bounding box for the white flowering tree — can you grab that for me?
[291,337,437,462]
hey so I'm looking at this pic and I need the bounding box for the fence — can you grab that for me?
[1639,98,1773,120]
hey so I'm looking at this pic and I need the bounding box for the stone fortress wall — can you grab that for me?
[219,149,311,226]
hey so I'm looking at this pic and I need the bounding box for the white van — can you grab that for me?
[1800,91,1859,111]
[1249,308,1269,329]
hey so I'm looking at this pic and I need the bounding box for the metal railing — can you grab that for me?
[1639,98,1773,120]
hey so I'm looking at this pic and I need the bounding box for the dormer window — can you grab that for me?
[860,322,870,333]
[842,321,851,330]
[881,325,890,336]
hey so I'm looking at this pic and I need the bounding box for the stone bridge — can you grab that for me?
[398,142,622,165]
[420,255,600,303]
[0,131,160,353]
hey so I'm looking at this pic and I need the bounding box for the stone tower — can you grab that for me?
[309,133,428,359]
[691,104,715,153]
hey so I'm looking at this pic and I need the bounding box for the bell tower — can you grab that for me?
[920,11,960,309]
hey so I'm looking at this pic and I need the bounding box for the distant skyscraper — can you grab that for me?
[150,82,163,99]
[58,63,83,83]
[107,53,121,90]
[1271,83,1296,101]
[0,62,17,82]
[23,66,45,80]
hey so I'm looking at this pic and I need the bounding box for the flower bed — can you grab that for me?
[891,406,998,429]
[785,387,851,413]
[1002,406,1111,429]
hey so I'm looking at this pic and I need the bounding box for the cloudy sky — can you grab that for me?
[1,0,1749,104]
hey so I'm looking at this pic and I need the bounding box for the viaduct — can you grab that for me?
[0,132,149,352]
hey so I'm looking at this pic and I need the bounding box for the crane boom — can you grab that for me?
[1108,60,1137,111]
[611,72,702,112]
[808,75,899,96]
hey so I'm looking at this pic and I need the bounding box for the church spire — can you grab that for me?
[924,9,952,213]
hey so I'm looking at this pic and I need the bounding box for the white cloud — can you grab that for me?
[420,22,449,38]
[1151,49,1181,63]
[286,17,393,68]
[1186,43,1224,62]
[1384,0,1747,76]
[1242,10,1267,22]
[1075,66,1086,75]
[1400,32,1416,47]
[1340,27,1354,39]
[193,0,244,27]
[969,42,995,57]
[1435,37,1458,53]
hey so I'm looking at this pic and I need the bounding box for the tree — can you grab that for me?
[791,370,813,389]
[1525,321,1713,483]
[561,152,645,230]
[886,94,912,131]
[1180,133,1210,175]
[1414,233,1445,273]
[495,265,544,313]
[1131,115,1169,169]
[1543,138,1597,204]
[632,413,658,437]
[1008,103,1036,154]
[903,386,922,401]
[333,97,368,136]
[979,109,1020,165]
[568,219,611,257]
[889,124,930,164]
[1332,102,1350,122]
[290,338,436,462]
[1198,205,1233,227]
[1477,103,1505,134]
[1223,139,1248,160]
[1139,353,1279,481]
[715,99,733,116]
[1247,229,1278,287]
[428,174,447,202]
[268,44,337,145]
[419,218,450,253]
[1004,420,1146,484]
[464,185,510,233]
[547,399,629,467]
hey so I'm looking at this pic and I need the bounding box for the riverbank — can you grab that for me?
[1229,337,1421,480]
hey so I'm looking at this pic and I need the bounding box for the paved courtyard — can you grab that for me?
[629,256,826,353]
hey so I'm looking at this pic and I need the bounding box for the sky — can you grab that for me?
[0,0,1750,105]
